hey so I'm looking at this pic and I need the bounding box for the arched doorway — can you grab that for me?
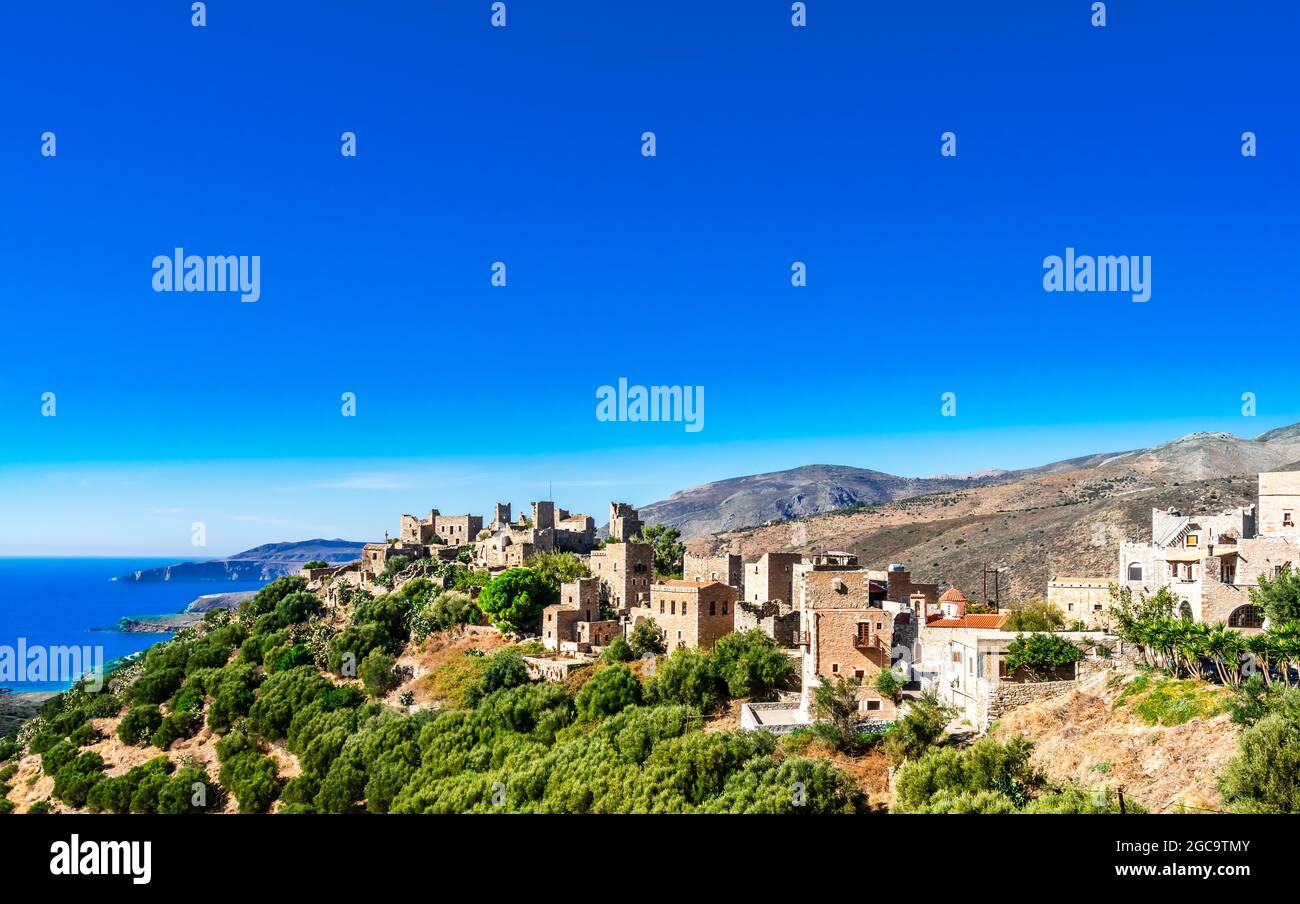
[1179,601,1193,621]
[1127,563,1144,582]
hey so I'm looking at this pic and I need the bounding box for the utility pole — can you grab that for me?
[982,567,1001,610]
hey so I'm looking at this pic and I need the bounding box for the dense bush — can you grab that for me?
[575,665,642,721]
[150,709,201,750]
[86,756,211,814]
[410,591,478,641]
[883,691,954,765]
[239,575,308,620]
[601,635,633,663]
[628,620,666,658]
[328,622,395,676]
[1221,687,1300,812]
[359,651,399,698]
[1003,632,1082,678]
[52,751,105,808]
[216,730,282,813]
[711,630,793,699]
[206,664,261,733]
[473,648,530,703]
[645,649,720,711]
[475,568,552,633]
[117,704,163,745]
[247,667,330,740]
[1003,599,1066,633]
[893,737,1037,813]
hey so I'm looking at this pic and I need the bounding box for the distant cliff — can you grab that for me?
[112,591,258,633]
[114,539,365,582]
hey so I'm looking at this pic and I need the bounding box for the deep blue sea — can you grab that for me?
[0,558,266,692]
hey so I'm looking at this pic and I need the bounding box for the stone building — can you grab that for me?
[474,500,597,568]
[400,509,484,547]
[1047,577,1114,629]
[541,577,620,653]
[360,540,427,580]
[608,502,642,543]
[589,539,654,612]
[1118,472,1300,628]
[794,565,898,720]
[684,552,743,592]
[634,580,738,651]
[916,616,1109,730]
[743,552,802,604]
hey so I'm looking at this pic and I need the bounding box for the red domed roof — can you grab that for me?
[938,587,968,603]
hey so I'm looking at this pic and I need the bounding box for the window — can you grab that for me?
[1186,534,1199,547]
[659,601,665,614]
[831,663,839,674]
[1128,563,1145,582]
[952,651,961,663]
[1093,603,1103,612]
[709,600,716,615]
[853,669,865,680]
[671,601,676,615]
[1286,511,1295,527]
[1228,605,1264,629]
[722,601,728,614]
[1222,563,1237,585]
[865,700,881,711]
[682,602,688,616]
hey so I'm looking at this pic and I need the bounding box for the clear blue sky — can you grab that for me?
[2,1,1297,555]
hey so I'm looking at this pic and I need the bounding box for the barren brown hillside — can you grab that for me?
[992,666,1239,813]
[687,467,1258,603]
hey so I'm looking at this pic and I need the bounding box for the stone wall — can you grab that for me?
[1047,578,1114,629]
[986,678,1077,720]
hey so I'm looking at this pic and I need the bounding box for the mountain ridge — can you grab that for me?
[640,424,1300,539]
[114,538,365,582]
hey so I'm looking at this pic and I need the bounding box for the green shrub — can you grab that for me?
[52,751,105,808]
[475,568,552,633]
[646,649,720,712]
[216,730,282,813]
[117,704,163,745]
[575,665,642,721]
[360,651,400,698]
[711,630,793,699]
[472,648,529,703]
[601,635,633,663]
[628,620,665,658]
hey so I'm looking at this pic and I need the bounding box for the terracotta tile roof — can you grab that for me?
[925,613,1008,629]
[659,579,714,588]
[938,587,968,603]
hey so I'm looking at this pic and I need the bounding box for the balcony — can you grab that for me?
[853,632,888,653]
